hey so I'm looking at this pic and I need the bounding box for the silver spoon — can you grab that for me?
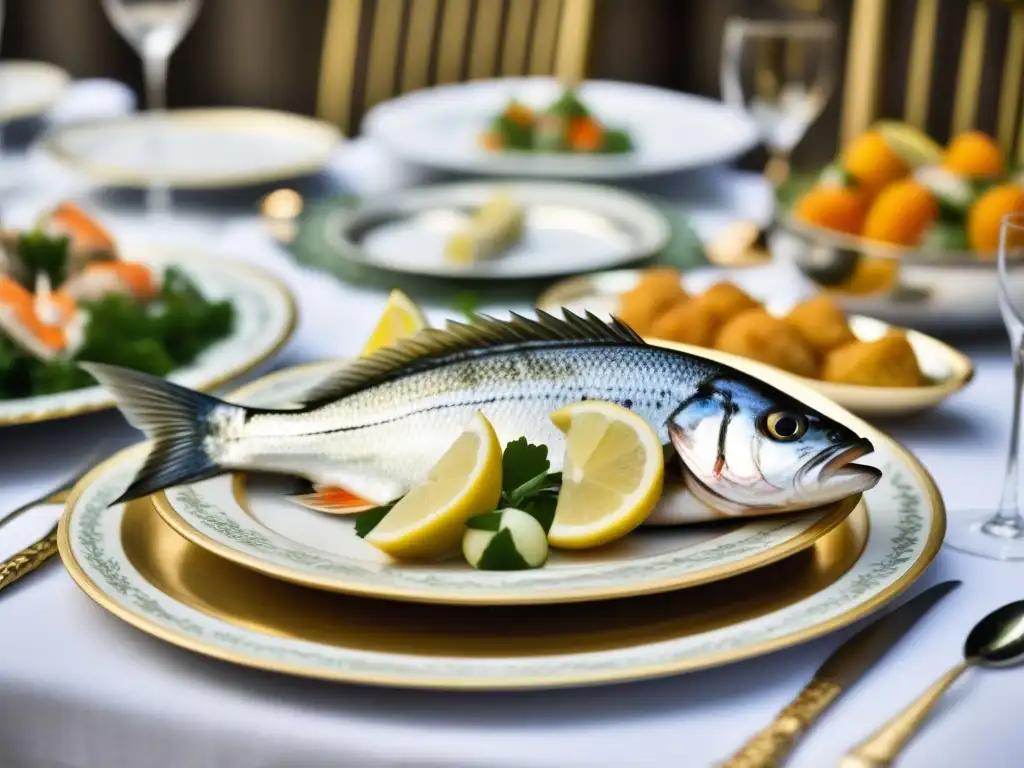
[841,599,1024,767]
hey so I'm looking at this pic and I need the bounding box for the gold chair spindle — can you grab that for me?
[436,0,473,85]
[904,0,939,130]
[529,0,563,76]
[401,0,440,94]
[363,0,405,115]
[951,1,989,137]
[841,0,888,148]
[468,0,505,80]
[502,0,536,76]
[999,7,1024,158]
[554,0,594,86]
[316,0,364,134]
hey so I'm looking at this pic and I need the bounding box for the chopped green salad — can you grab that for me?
[480,88,633,155]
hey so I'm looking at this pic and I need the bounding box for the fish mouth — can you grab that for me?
[811,437,879,482]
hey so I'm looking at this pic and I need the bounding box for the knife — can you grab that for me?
[719,580,961,768]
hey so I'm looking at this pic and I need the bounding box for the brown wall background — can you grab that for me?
[0,0,1014,169]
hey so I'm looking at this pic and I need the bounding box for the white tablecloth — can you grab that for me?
[1,108,1022,767]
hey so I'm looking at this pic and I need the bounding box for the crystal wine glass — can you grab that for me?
[945,212,1024,560]
[99,0,202,219]
[708,17,836,266]
[721,17,836,189]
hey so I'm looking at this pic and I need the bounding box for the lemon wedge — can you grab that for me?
[361,289,428,355]
[364,412,503,559]
[875,121,944,168]
[547,401,665,549]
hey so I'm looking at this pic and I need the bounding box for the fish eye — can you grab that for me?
[763,411,807,442]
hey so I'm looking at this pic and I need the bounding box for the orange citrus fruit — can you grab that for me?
[842,131,910,198]
[967,184,1024,254]
[944,131,1004,179]
[862,180,938,246]
[793,185,868,236]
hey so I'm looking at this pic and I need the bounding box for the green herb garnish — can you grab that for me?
[354,503,395,538]
[18,231,70,286]
[500,437,562,530]
[452,291,482,324]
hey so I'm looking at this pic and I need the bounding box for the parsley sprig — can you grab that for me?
[355,436,562,537]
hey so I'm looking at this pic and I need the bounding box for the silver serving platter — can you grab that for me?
[774,216,1024,331]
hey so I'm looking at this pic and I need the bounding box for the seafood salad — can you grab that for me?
[0,203,235,398]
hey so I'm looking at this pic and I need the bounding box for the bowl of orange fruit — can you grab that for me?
[776,123,1024,330]
[537,266,974,418]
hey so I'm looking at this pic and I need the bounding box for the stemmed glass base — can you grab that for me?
[945,510,1024,561]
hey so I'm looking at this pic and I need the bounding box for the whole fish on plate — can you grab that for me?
[83,310,881,519]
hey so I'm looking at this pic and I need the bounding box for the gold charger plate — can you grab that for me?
[537,269,974,418]
[57,452,942,689]
[0,246,296,426]
[150,363,858,606]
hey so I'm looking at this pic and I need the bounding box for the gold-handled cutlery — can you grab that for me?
[720,580,961,768]
[0,519,60,593]
[0,442,118,597]
[841,598,1024,768]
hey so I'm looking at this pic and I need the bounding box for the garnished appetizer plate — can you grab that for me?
[324,181,671,280]
[0,204,295,425]
[0,60,71,122]
[363,78,759,179]
[131,320,928,606]
[58,428,943,689]
[537,268,973,418]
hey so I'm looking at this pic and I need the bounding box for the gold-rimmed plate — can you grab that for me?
[537,269,974,418]
[149,361,857,606]
[39,108,341,188]
[0,60,71,122]
[57,437,942,689]
[0,246,296,426]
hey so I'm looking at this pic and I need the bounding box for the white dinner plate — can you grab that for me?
[59,396,943,689]
[141,334,935,606]
[326,181,672,279]
[0,246,296,425]
[0,60,71,121]
[363,78,760,178]
[39,108,342,188]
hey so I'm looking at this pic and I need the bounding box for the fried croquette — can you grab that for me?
[693,281,760,323]
[784,296,857,357]
[615,273,685,335]
[714,308,819,378]
[651,299,720,347]
[822,332,923,387]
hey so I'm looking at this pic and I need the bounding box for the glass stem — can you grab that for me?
[764,149,792,191]
[988,336,1024,536]
[141,51,172,222]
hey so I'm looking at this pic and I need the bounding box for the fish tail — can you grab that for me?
[80,362,244,504]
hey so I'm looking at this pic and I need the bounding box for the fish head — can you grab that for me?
[667,376,881,514]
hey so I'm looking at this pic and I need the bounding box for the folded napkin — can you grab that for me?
[46,78,136,125]
[284,193,709,307]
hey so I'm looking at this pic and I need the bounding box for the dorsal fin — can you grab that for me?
[298,308,645,408]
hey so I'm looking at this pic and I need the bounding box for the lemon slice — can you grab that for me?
[361,289,428,355]
[547,401,665,549]
[875,121,943,168]
[364,412,503,559]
